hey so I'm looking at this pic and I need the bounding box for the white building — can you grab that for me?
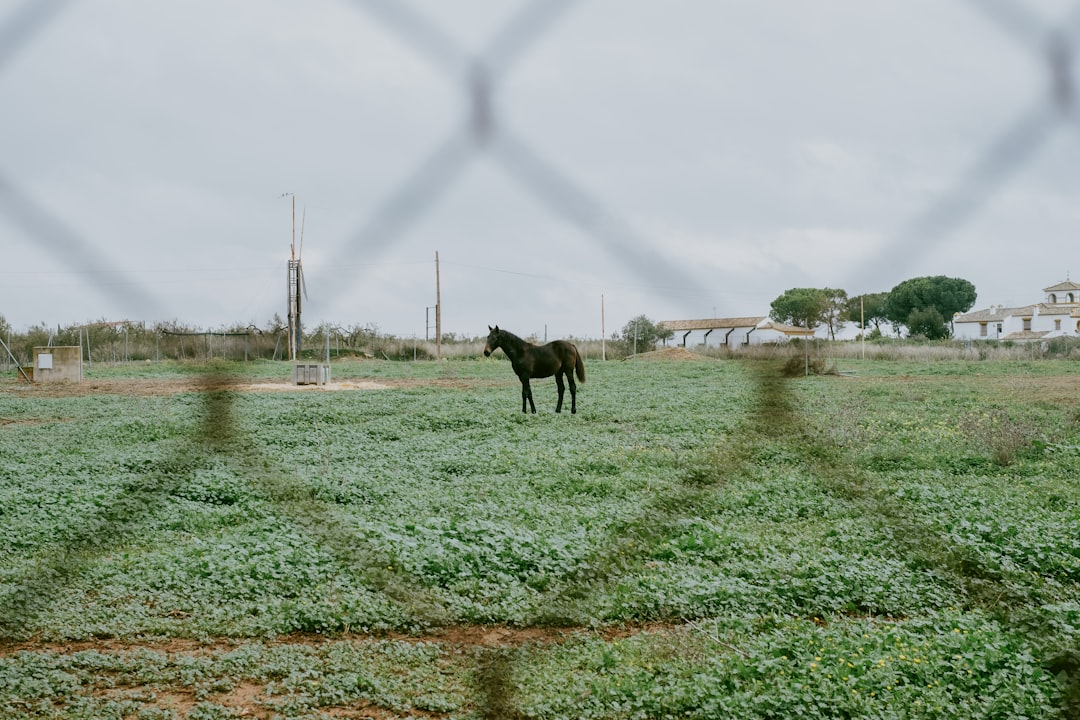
[659,316,816,349]
[953,280,1080,341]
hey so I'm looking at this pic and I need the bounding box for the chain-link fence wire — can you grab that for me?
[857,0,1080,289]
[2,0,1080,715]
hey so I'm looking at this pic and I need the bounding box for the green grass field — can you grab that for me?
[1,355,1078,718]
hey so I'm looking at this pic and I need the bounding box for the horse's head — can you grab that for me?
[483,325,500,357]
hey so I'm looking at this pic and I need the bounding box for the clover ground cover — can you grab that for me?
[1,356,1077,717]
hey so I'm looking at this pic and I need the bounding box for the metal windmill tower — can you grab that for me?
[284,193,307,361]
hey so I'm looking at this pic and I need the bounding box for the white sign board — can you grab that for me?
[37,353,53,370]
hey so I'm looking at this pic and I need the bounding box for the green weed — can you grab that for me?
[1,358,1078,717]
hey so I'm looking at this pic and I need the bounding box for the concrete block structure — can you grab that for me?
[32,346,83,382]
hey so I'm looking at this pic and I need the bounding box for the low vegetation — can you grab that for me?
[1,352,1078,718]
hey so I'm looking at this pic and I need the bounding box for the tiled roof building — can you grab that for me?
[953,280,1080,341]
[658,317,816,349]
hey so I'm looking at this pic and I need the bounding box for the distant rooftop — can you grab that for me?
[658,317,767,331]
[1043,279,1080,293]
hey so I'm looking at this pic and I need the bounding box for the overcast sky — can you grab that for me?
[2,0,1079,340]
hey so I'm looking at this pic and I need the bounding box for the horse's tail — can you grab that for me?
[575,350,586,383]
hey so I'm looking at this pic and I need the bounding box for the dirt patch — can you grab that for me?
[0,622,707,718]
[983,374,1080,406]
[861,374,1080,407]
[0,622,675,659]
[0,376,500,398]
[215,681,265,717]
[0,416,77,426]
[241,380,390,392]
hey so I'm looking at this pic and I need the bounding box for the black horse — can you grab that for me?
[484,325,585,414]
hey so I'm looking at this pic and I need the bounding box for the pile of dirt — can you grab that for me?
[627,346,706,361]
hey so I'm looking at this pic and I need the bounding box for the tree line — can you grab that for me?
[0,315,402,365]
[0,276,978,368]
[768,275,977,340]
[0,314,656,366]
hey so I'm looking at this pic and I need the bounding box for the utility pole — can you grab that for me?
[861,296,866,361]
[283,192,302,362]
[601,294,606,361]
[290,194,296,361]
[435,251,442,360]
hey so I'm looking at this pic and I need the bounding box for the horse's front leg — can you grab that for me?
[521,379,536,413]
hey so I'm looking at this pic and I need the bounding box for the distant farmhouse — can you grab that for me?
[660,279,1080,347]
[658,317,815,350]
[953,279,1080,341]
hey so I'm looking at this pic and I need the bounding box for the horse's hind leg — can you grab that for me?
[567,372,577,414]
[555,373,565,413]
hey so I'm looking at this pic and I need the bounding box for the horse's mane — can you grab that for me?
[496,327,529,347]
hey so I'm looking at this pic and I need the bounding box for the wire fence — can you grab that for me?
[2,0,1079,717]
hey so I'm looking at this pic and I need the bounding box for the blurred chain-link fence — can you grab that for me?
[2,0,1079,716]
